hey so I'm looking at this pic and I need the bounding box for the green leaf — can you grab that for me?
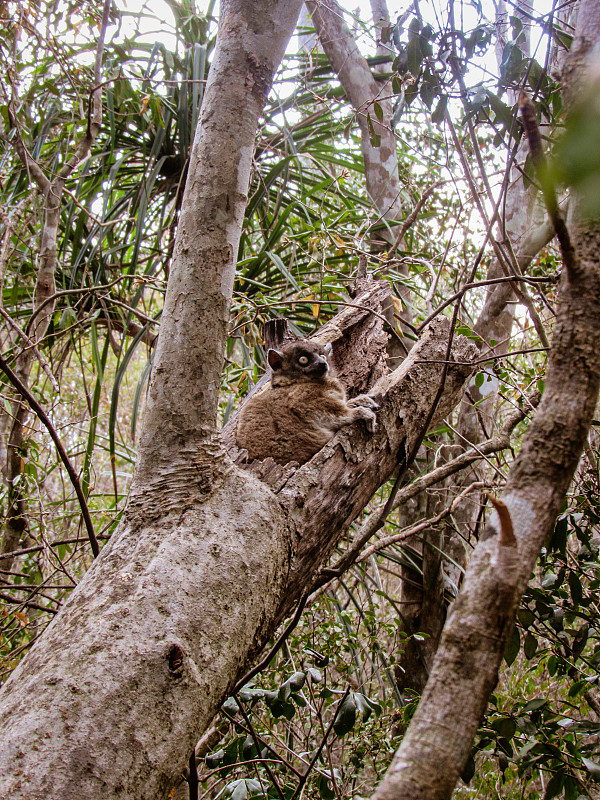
[406,35,423,76]
[264,690,295,719]
[522,698,548,713]
[58,307,78,329]
[333,693,357,738]
[568,572,583,605]
[242,735,256,759]
[504,626,520,666]
[524,632,538,660]
[278,671,306,701]
[568,680,587,698]
[431,95,447,124]
[226,779,264,800]
[304,647,329,667]
[373,101,384,122]
[317,774,335,800]
[222,696,240,715]
[461,752,476,784]
[205,748,224,768]
[354,692,382,723]
[366,112,381,147]
[544,772,564,799]
[517,608,535,628]
[265,251,300,291]
[491,717,516,740]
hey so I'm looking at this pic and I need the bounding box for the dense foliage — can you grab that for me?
[0,1,598,798]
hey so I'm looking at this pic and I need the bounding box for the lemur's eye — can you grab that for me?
[298,355,309,365]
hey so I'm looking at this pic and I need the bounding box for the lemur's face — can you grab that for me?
[267,341,332,381]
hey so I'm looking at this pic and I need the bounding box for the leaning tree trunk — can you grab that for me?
[395,0,546,693]
[0,2,479,799]
[370,2,600,798]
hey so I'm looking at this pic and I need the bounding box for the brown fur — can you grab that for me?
[236,340,377,465]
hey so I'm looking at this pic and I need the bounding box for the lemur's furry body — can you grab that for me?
[236,341,377,465]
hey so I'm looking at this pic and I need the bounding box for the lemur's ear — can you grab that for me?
[267,349,284,370]
[323,342,333,358]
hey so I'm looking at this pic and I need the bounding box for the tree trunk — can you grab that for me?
[0,3,478,798]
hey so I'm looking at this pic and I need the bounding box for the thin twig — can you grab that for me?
[234,694,285,800]
[233,593,308,694]
[0,306,59,391]
[314,393,538,590]
[390,181,444,253]
[0,591,58,614]
[290,688,351,800]
[417,274,555,334]
[356,482,485,563]
[0,353,99,557]
[0,532,112,562]
[219,708,303,778]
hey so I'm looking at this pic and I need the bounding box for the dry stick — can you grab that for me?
[450,43,553,324]
[356,482,485,565]
[0,533,113,562]
[518,91,578,278]
[25,278,123,335]
[316,386,539,590]
[0,353,99,557]
[0,591,58,614]
[234,695,285,800]
[290,687,351,800]
[343,104,552,572]
[219,708,304,779]
[445,113,551,349]
[389,181,444,253]
[417,274,555,333]
[0,306,59,391]
[232,593,308,694]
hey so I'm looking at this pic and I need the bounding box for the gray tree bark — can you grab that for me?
[0,2,478,799]
[370,2,600,797]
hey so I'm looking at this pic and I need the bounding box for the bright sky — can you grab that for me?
[116,0,560,55]
[114,0,561,110]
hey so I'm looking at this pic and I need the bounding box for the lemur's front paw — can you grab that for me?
[349,394,379,410]
[357,407,377,433]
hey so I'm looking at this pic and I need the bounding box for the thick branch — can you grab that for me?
[0,300,477,800]
[306,0,403,224]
